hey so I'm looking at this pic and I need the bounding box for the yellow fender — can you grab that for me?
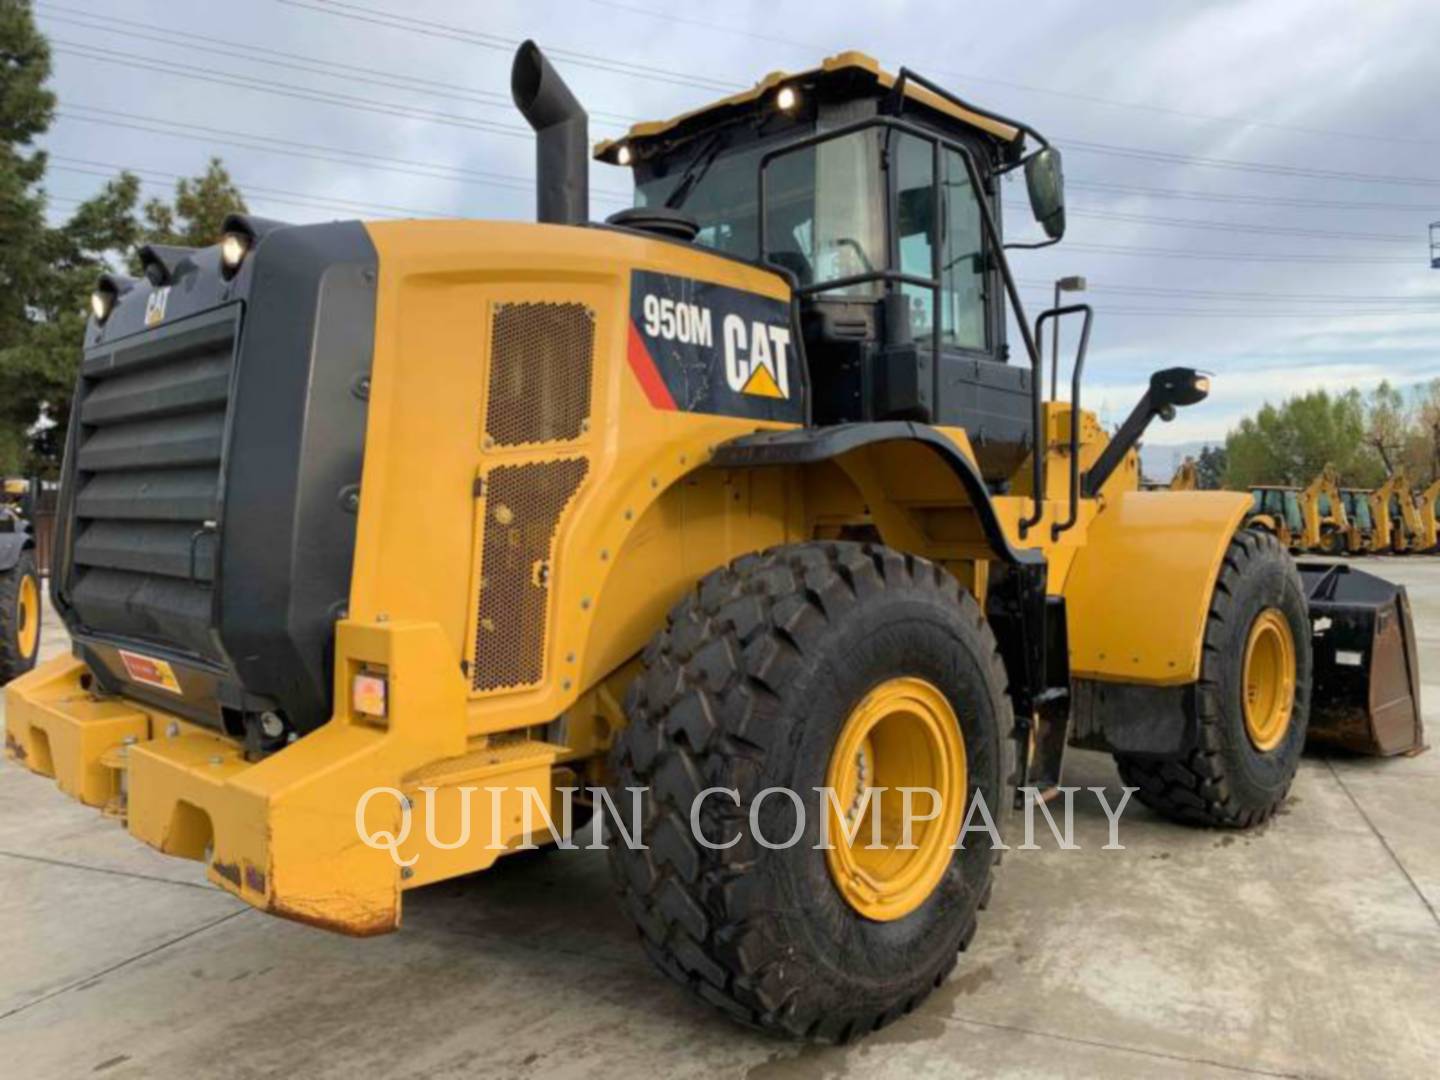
[1062,489,1251,686]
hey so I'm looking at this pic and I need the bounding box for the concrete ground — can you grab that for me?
[3,561,1439,1080]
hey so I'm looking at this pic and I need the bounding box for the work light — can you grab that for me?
[89,285,115,324]
[220,232,250,276]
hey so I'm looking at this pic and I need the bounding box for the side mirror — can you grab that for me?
[1025,147,1066,240]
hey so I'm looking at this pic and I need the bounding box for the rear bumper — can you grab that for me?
[5,620,563,934]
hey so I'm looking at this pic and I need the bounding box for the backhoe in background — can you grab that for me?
[1169,456,1198,491]
[1247,485,1304,550]
[1415,477,1440,553]
[1369,468,1421,553]
[1298,465,1348,555]
[1340,488,1377,554]
[5,43,1426,1041]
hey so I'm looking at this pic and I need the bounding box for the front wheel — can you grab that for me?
[1116,529,1311,828]
[0,551,41,683]
[608,542,1013,1042]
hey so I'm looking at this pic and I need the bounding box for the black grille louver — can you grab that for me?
[65,308,239,662]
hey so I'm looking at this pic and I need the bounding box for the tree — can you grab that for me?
[1223,389,1384,489]
[138,157,247,252]
[1365,380,1409,474]
[0,0,57,470]
[0,5,249,473]
[1195,444,1227,490]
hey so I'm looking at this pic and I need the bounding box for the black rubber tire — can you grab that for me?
[0,551,41,683]
[1116,529,1311,828]
[607,542,1014,1042]
[1319,526,1346,556]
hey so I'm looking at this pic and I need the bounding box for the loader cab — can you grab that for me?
[1341,489,1374,533]
[599,53,1063,482]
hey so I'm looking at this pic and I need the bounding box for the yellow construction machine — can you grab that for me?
[1415,477,1440,553]
[1246,485,1303,550]
[1340,488,1377,554]
[6,44,1426,1041]
[1169,457,1198,491]
[1298,465,1349,555]
[1368,468,1421,553]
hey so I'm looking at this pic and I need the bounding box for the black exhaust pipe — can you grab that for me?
[511,40,589,225]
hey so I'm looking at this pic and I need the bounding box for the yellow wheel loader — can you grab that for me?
[0,488,41,683]
[5,44,1426,1041]
[1298,465,1349,555]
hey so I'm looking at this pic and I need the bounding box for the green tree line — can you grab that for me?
[1221,381,1440,491]
[0,0,247,474]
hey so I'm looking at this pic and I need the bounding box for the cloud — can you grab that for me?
[35,0,1440,444]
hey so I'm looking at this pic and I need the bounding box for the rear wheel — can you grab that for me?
[1319,526,1346,556]
[0,551,41,683]
[608,542,1013,1042]
[1116,529,1310,828]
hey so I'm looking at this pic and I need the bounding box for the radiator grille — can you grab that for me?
[485,302,595,447]
[472,458,588,692]
[65,310,238,661]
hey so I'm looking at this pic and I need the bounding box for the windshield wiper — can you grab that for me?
[664,133,725,211]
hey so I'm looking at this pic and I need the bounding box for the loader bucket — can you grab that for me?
[1296,562,1426,756]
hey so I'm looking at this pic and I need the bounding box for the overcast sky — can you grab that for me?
[33,0,1440,443]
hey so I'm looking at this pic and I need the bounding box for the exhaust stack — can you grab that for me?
[511,40,589,225]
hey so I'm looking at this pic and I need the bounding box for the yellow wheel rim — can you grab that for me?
[1242,609,1295,753]
[17,573,39,660]
[824,676,966,922]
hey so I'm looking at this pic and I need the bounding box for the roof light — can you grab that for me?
[616,144,632,166]
[89,287,115,324]
[776,85,799,112]
[220,232,250,277]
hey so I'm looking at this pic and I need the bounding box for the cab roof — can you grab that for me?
[593,50,1022,160]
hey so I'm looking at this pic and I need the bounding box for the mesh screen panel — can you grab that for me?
[472,458,589,692]
[485,302,595,447]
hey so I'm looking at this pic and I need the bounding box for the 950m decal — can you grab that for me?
[627,269,804,422]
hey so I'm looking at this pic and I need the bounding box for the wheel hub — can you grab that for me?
[17,573,39,659]
[824,677,966,922]
[1242,608,1295,752]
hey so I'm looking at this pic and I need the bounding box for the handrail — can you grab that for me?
[1033,304,1094,540]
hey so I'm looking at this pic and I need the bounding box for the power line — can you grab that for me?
[1065,138,1440,188]
[1063,242,1421,265]
[36,4,640,126]
[50,157,451,219]
[578,0,1440,149]
[1065,179,1440,214]
[1016,278,1440,306]
[275,0,740,93]
[278,0,1440,189]
[46,182,405,223]
[1035,306,1440,320]
[1063,208,1417,244]
[51,40,569,141]
[54,104,631,202]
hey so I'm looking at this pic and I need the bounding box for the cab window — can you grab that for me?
[893,134,988,350]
